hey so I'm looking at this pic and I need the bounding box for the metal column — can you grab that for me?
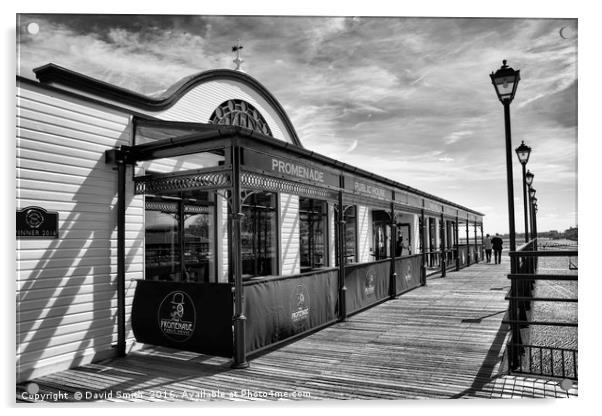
[337,188,347,321]
[231,144,248,369]
[440,212,446,277]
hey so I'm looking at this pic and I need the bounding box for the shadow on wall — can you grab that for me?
[17,147,142,382]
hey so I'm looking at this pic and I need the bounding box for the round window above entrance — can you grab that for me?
[209,99,272,136]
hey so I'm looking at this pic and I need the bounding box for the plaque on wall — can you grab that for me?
[16,206,59,238]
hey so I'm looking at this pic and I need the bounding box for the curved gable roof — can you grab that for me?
[33,63,303,147]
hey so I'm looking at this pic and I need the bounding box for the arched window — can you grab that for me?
[209,99,272,136]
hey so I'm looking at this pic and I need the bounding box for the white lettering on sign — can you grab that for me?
[354,182,387,199]
[271,158,325,183]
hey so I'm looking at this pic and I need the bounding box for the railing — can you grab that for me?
[504,239,578,380]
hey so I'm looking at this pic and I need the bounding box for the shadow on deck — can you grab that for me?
[16,256,578,402]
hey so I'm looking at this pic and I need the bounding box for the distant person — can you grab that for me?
[484,234,493,263]
[491,233,503,264]
[395,236,409,257]
[395,235,403,257]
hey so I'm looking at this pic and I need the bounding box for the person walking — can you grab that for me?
[491,233,503,264]
[484,234,493,263]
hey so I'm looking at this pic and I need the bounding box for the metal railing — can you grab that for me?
[504,239,578,379]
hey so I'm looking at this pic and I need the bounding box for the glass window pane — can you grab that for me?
[183,206,215,283]
[145,192,216,283]
[145,200,180,281]
[241,191,278,278]
[335,205,357,266]
[300,198,328,271]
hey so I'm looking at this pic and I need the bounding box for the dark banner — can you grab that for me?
[132,280,233,357]
[394,255,422,294]
[244,269,339,353]
[345,260,391,315]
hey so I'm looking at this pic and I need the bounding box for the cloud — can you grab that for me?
[16,15,578,234]
[444,130,474,145]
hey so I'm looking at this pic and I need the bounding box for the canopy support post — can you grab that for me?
[231,144,249,369]
[389,203,396,299]
[420,209,426,286]
[337,188,347,321]
[455,216,460,271]
[440,212,446,277]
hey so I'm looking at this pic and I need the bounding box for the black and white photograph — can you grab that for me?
[8,1,595,409]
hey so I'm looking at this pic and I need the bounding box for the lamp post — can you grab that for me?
[532,197,538,241]
[515,141,532,243]
[490,59,521,371]
[490,59,521,270]
[528,186,536,239]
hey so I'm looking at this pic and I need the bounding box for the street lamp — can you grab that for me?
[525,170,534,187]
[490,59,521,266]
[515,141,532,243]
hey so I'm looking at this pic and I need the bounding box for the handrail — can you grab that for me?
[509,250,578,257]
[506,241,578,379]
[508,273,578,281]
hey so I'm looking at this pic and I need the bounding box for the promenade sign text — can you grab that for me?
[243,149,339,187]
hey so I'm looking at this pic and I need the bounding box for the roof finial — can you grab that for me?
[232,39,244,71]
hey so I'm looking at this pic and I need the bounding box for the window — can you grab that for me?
[241,191,278,278]
[300,198,328,272]
[145,200,180,281]
[335,205,357,265]
[145,192,216,282]
[372,210,391,260]
[183,204,215,282]
[209,99,272,136]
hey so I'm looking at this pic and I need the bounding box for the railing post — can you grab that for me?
[439,212,447,277]
[509,270,520,370]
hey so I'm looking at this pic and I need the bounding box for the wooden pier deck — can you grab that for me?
[16,257,578,402]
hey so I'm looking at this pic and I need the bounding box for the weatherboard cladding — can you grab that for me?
[154,79,292,144]
[34,65,296,146]
[16,80,142,382]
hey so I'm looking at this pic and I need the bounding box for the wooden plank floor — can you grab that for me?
[16,256,578,402]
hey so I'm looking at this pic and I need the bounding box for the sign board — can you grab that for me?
[425,200,442,213]
[345,177,392,201]
[16,206,59,238]
[243,148,340,188]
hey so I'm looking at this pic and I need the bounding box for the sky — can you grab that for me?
[15,13,578,235]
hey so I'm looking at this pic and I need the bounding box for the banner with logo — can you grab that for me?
[344,259,391,315]
[131,281,233,357]
[394,255,422,294]
[244,269,339,353]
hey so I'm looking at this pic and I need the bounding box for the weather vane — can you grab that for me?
[232,39,244,71]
